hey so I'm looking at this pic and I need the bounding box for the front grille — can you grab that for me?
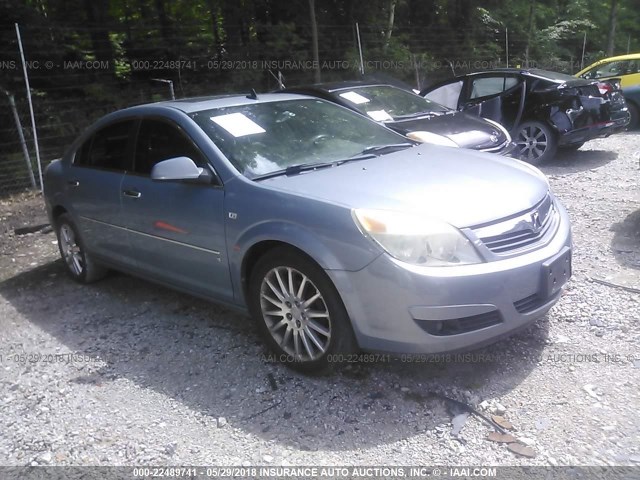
[419,311,503,336]
[514,293,544,313]
[476,195,556,255]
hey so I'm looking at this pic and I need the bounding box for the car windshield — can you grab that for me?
[190,98,408,179]
[334,85,448,121]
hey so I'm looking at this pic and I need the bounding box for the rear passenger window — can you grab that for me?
[470,76,519,99]
[75,121,135,171]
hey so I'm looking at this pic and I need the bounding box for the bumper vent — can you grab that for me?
[513,293,544,314]
[419,311,503,336]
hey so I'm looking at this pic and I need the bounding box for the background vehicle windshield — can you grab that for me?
[191,99,405,178]
[336,85,448,121]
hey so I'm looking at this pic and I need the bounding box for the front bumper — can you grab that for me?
[327,201,572,355]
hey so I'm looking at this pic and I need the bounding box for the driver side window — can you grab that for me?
[134,119,208,175]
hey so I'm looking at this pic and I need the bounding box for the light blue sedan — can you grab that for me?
[44,93,572,371]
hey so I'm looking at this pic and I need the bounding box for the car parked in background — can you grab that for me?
[576,53,640,129]
[421,69,630,164]
[44,93,572,372]
[281,82,514,156]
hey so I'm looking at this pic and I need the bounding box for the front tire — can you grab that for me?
[55,213,108,283]
[248,247,356,373]
[514,121,558,165]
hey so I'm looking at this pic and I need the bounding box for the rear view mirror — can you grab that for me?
[150,156,211,184]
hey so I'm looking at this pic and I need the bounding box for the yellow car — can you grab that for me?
[577,53,640,128]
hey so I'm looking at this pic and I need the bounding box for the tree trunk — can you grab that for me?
[83,0,114,71]
[384,0,397,50]
[155,0,174,49]
[605,0,618,56]
[309,0,321,82]
[207,0,223,56]
[524,0,536,68]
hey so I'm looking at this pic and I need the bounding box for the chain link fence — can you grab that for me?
[0,22,628,197]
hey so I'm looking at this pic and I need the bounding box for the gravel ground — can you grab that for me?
[0,133,639,468]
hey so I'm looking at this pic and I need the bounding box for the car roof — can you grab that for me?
[121,92,311,114]
[463,68,571,80]
[285,81,393,94]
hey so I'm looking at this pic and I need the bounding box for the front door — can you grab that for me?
[120,118,232,301]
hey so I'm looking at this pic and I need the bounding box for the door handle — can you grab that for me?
[122,189,142,199]
[67,180,79,187]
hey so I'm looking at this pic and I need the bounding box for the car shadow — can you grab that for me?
[542,149,618,175]
[0,259,550,452]
[611,209,640,272]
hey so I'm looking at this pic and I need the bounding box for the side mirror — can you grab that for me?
[150,156,212,184]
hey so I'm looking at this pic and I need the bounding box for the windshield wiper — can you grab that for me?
[358,143,414,155]
[251,162,334,181]
[332,143,415,166]
[252,144,413,180]
[394,111,446,120]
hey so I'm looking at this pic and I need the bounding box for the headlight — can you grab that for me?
[353,209,483,266]
[406,131,459,147]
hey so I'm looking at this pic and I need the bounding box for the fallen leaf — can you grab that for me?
[492,415,515,430]
[487,432,517,443]
[507,442,536,458]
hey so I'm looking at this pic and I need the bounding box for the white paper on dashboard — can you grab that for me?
[367,110,393,121]
[211,113,266,137]
[339,91,371,104]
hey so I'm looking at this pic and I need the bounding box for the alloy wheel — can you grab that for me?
[516,125,549,162]
[59,223,84,276]
[259,266,331,361]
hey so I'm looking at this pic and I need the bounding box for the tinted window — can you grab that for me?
[76,121,135,170]
[134,119,207,175]
[470,76,519,99]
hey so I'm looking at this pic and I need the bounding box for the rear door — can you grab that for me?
[65,120,135,265]
[458,74,525,130]
[119,117,232,301]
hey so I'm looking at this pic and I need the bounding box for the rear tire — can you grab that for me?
[514,121,558,165]
[248,247,357,373]
[55,213,108,283]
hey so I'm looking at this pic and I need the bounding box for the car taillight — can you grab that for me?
[597,82,613,95]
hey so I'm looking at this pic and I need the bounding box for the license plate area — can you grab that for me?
[542,247,572,297]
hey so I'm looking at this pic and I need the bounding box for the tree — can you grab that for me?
[605,0,618,56]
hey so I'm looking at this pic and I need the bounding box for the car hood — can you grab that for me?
[261,144,548,228]
[386,111,508,150]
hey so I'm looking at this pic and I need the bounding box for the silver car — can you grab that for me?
[44,93,572,372]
